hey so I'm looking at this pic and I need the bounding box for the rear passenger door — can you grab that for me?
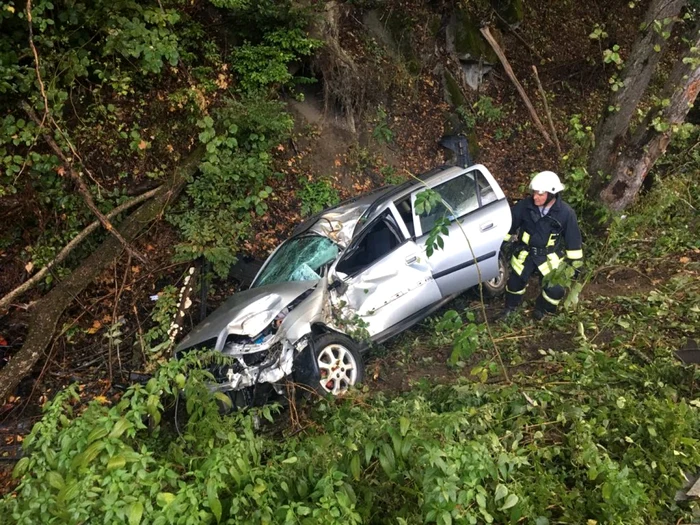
[408,165,511,297]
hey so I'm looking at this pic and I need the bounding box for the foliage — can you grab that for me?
[232,28,321,94]
[457,96,506,130]
[371,106,395,144]
[2,335,698,524]
[414,188,451,257]
[167,98,294,276]
[297,178,340,217]
[433,309,486,366]
[0,0,319,280]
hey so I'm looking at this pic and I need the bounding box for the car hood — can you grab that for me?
[176,280,318,351]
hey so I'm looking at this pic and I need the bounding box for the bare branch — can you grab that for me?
[532,66,562,159]
[0,187,161,312]
[480,26,554,146]
[22,103,148,265]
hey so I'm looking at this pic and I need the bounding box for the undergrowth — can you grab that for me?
[1,338,698,524]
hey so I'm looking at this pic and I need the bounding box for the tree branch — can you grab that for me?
[480,26,554,146]
[0,187,161,312]
[532,65,562,159]
[0,147,204,404]
[22,102,148,265]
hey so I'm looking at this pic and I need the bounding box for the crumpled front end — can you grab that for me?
[201,279,330,395]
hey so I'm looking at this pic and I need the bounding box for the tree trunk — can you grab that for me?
[599,21,700,210]
[588,0,686,194]
[0,147,204,405]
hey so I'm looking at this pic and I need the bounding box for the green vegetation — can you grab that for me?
[1,1,699,523]
[3,280,698,524]
[0,0,319,276]
[297,178,340,217]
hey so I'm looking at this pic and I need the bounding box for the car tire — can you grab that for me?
[313,333,365,396]
[480,253,508,298]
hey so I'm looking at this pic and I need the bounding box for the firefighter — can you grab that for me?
[501,171,583,320]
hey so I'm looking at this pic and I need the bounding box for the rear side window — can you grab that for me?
[416,173,479,234]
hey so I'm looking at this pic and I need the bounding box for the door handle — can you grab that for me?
[479,222,495,232]
[405,255,418,265]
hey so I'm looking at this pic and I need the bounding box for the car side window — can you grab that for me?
[336,214,402,275]
[414,172,479,235]
[475,170,497,205]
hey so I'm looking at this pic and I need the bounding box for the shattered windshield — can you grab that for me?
[252,235,340,288]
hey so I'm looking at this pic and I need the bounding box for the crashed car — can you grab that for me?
[175,163,512,404]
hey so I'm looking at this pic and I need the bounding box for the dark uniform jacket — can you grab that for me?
[507,196,583,276]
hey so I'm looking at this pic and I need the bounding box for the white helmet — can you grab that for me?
[530,171,565,194]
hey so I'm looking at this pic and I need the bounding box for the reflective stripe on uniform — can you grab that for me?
[542,290,561,305]
[537,252,562,276]
[521,231,530,245]
[510,250,528,276]
[566,249,583,260]
[546,233,558,247]
[506,286,526,295]
[504,234,512,242]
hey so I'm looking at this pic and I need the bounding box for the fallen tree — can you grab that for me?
[0,147,204,404]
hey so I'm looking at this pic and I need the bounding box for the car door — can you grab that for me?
[328,208,442,338]
[409,165,511,297]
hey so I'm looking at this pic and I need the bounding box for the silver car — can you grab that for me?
[176,164,512,404]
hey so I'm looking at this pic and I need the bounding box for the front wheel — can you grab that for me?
[480,253,508,298]
[313,333,365,396]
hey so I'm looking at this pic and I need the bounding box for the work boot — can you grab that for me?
[532,309,546,321]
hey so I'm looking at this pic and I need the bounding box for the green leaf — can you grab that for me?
[440,510,452,525]
[109,418,131,439]
[87,426,109,444]
[476,493,486,508]
[73,440,105,468]
[378,443,396,476]
[157,493,176,507]
[47,471,64,490]
[127,501,144,525]
[500,493,519,510]
[209,491,222,523]
[107,455,126,470]
[350,454,361,480]
[12,457,30,478]
[213,392,232,412]
[399,416,410,436]
[494,483,508,502]
[282,456,298,464]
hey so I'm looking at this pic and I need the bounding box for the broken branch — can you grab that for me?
[0,186,160,312]
[22,102,148,265]
[0,147,204,405]
[532,65,562,158]
[480,26,554,146]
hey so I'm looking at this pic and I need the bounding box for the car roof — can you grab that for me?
[292,164,467,242]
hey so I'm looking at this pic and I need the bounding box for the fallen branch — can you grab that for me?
[480,26,554,146]
[491,8,547,64]
[0,147,204,405]
[0,187,161,312]
[22,103,148,265]
[532,65,562,158]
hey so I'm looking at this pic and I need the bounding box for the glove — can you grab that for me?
[501,235,517,260]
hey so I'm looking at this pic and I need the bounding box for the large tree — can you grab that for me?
[589,0,700,211]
